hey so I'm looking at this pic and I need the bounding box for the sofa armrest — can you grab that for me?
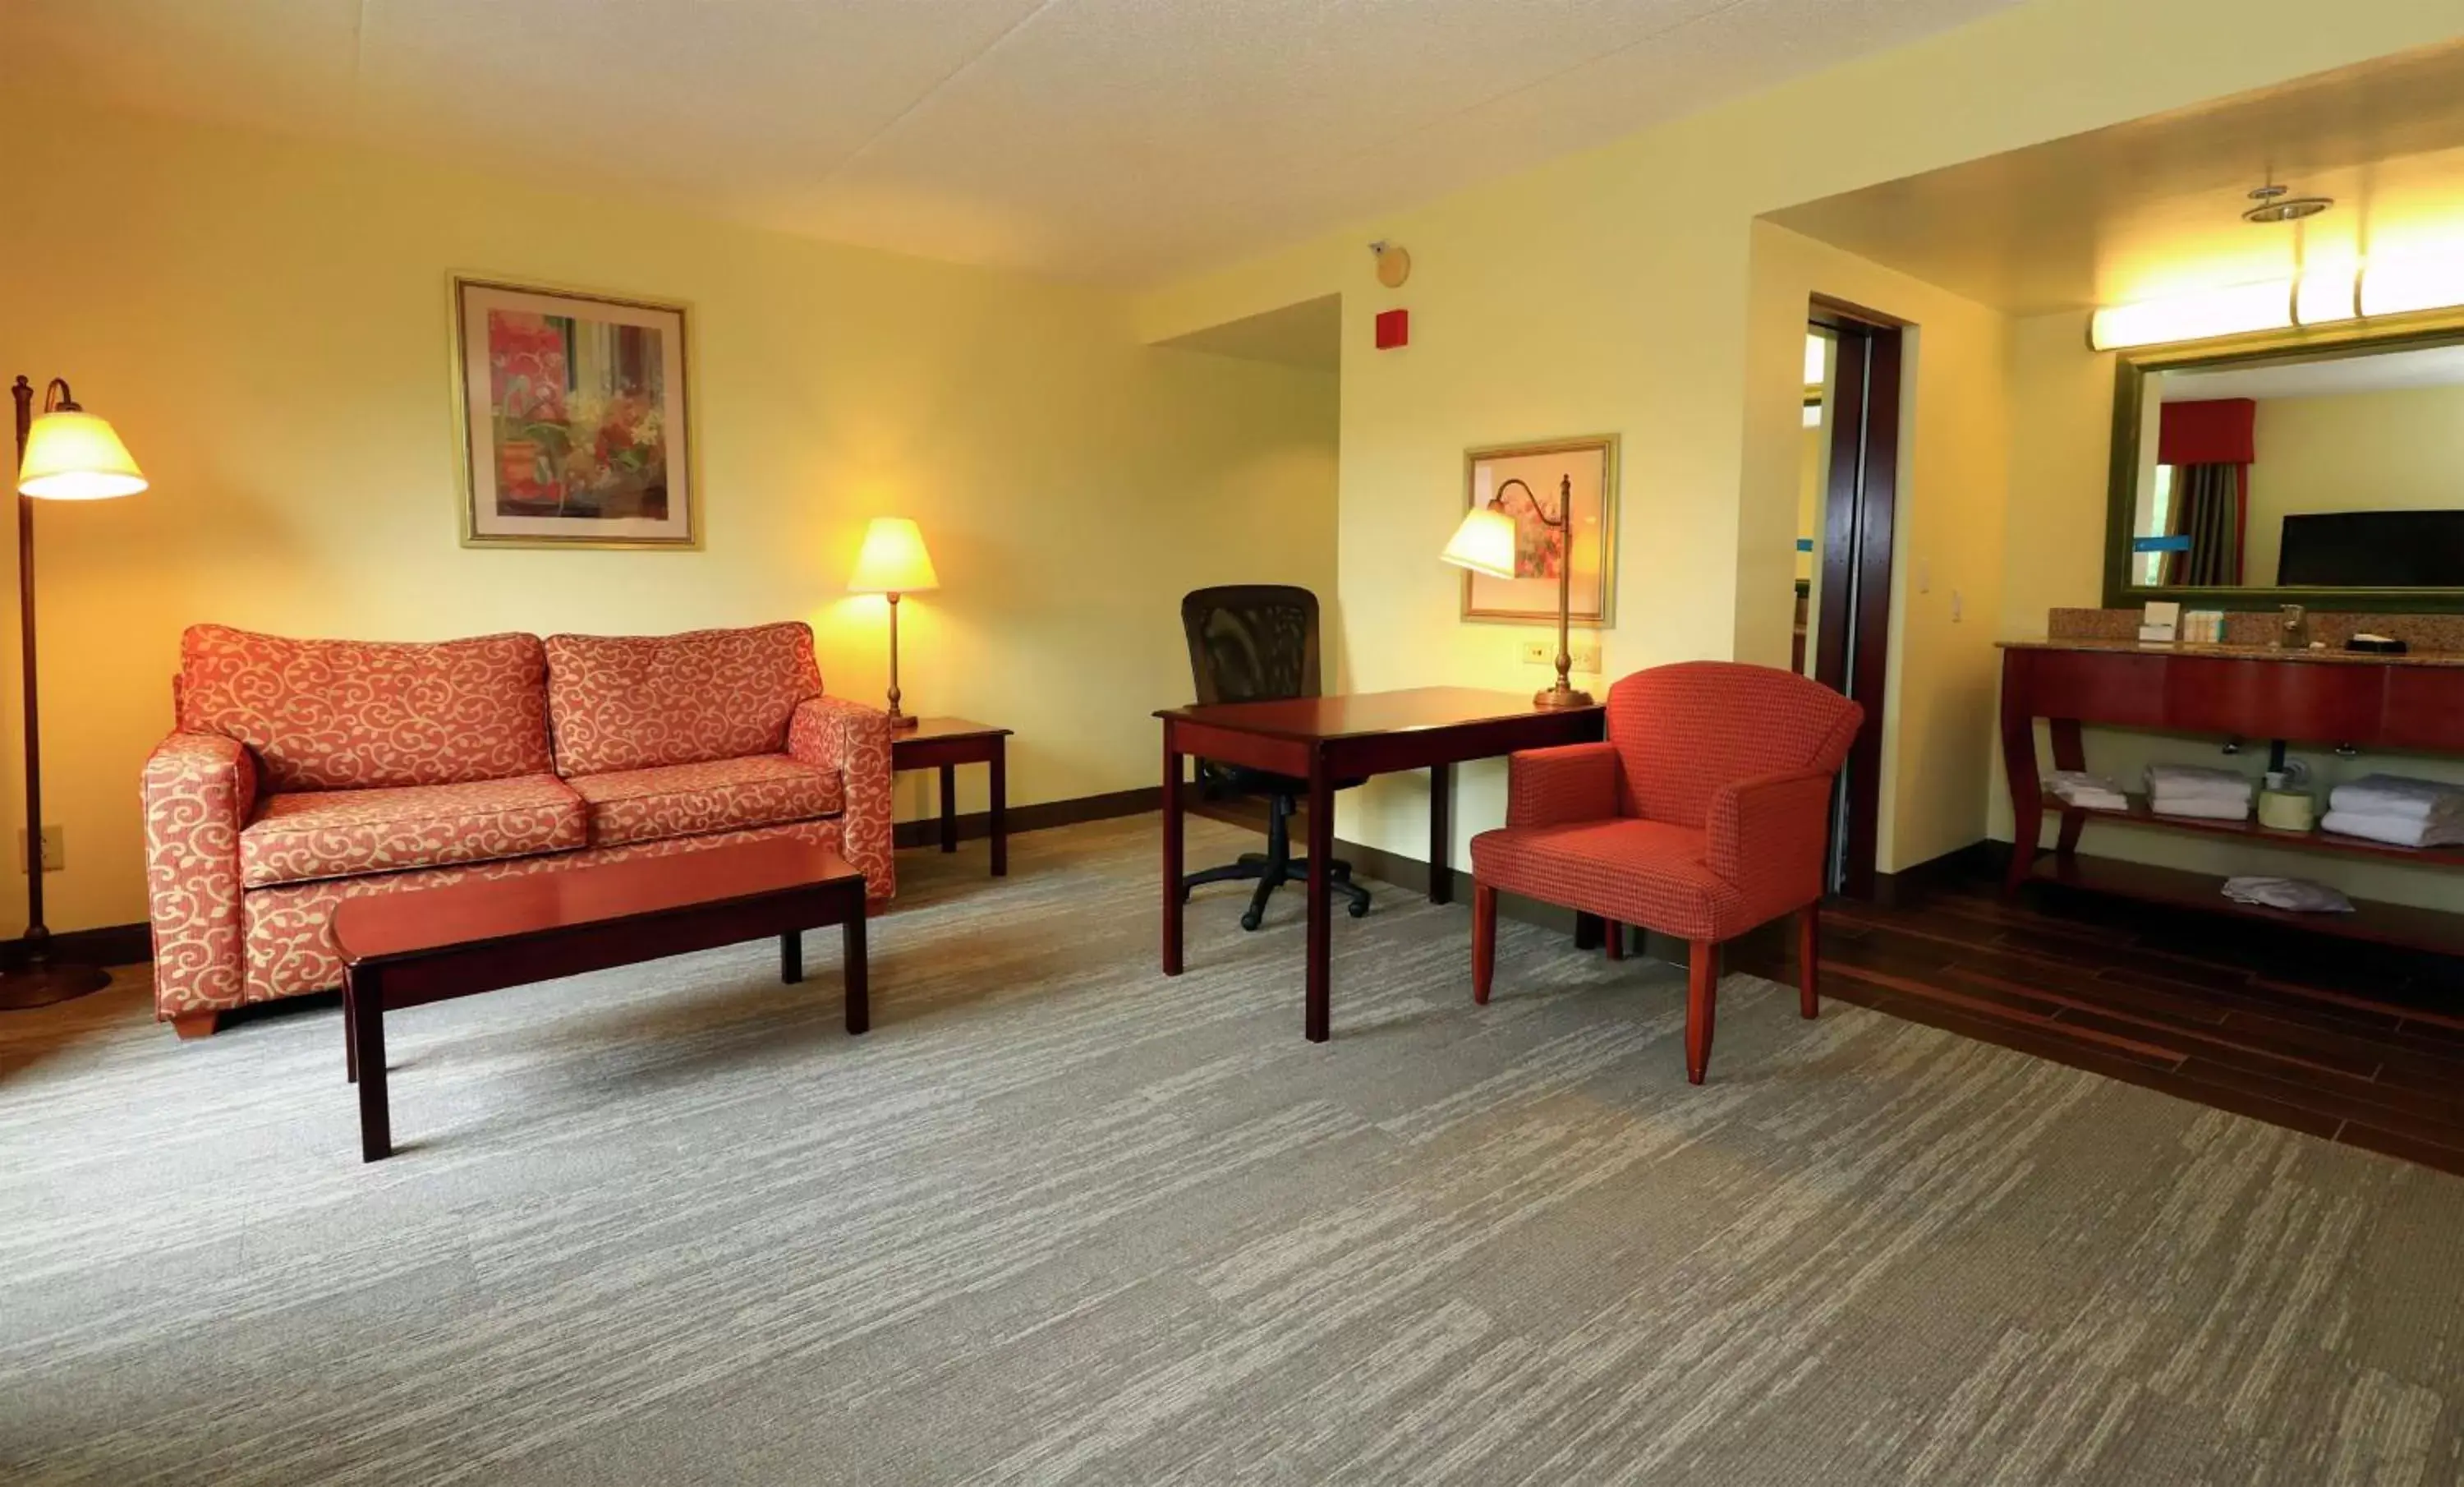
[789,695,895,904]
[140,732,258,1019]
[1705,767,1837,916]
[1506,742,1620,829]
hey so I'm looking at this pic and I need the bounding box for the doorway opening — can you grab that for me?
[1804,297,1903,900]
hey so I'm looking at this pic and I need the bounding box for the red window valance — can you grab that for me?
[2158,398,2255,465]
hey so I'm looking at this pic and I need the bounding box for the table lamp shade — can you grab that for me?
[847,517,940,594]
[1439,507,1517,579]
[17,409,147,500]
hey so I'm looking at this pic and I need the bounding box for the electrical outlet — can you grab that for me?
[1519,640,1551,666]
[1567,638,1602,674]
[18,826,63,874]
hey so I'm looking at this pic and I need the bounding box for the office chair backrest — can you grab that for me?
[1181,585,1321,706]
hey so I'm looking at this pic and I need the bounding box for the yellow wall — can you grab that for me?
[1997,310,2464,910]
[1140,0,2459,881]
[2245,382,2464,583]
[0,101,1338,932]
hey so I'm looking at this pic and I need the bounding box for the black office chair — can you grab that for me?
[1179,585,1372,930]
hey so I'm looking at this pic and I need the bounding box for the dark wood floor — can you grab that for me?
[1733,875,2464,1176]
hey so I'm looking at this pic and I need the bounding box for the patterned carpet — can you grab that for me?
[4,815,2461,1485]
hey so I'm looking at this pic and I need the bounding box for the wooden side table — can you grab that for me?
[891,718,1012,877]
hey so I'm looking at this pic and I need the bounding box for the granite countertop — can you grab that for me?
[1999,637,2464,669]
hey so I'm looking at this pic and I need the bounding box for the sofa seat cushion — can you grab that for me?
[239,775,587,889]
[568,753,845,848]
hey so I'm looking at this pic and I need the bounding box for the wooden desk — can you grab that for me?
[892,718,1012,876]
[1157,687,1605,1041]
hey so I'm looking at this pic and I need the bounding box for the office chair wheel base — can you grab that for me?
[1239,909,1266,932]
[1346,898,1370,919]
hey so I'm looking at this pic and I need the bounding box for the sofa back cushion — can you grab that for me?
[545,622,824,776]
[177,624,553,792]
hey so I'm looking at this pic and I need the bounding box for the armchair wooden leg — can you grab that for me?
[170,1012,219,1041]
[1603,921,1625,961]
[1799,906,1820,1020]
[1685,939,1717,1085]
[1471,882,1496,1006]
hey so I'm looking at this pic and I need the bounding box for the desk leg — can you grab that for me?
[1305,753,1334,1043]
[843,908,870,1035]
[351,966,391,1162]
[1162,726,1184,976]
[939,763,958,853]
[989,743,1008,878]
[2001,683,2043,898]
[1427,762,1452,905]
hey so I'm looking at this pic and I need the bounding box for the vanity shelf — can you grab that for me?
[2001,639,2464,959]
[2038,791,2464,870]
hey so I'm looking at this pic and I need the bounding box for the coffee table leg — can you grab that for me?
[352,966,392,1162]
[843,908,870,1035]
[781,930,802,985]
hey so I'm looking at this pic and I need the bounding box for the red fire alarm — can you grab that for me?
[1374,308,1409,350]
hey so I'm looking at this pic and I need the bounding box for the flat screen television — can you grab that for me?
[2275,509,2464,587]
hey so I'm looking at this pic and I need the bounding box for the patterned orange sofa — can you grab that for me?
[140,620,894,1038]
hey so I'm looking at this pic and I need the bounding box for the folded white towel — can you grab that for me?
[2147,764,2255,792]
[2148,797,2251,822]
[2328,774,2464,825]
[2046,771,2129,811]
[2145,764,2255,808]
[2223,877,2353,913]
[2320,810,2464,849]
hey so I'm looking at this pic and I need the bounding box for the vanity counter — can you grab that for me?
[2000,638,2464,669]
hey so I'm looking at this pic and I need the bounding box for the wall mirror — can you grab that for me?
[2104,319,2464,610]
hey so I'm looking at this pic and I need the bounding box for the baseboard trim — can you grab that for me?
[894,785,1161,850]
[3,921,151,972]
[1873,840,1997,907]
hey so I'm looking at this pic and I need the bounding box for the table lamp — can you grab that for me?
[846,516,939,730]
[1441,473,1593,709]
[7,376,146,1011]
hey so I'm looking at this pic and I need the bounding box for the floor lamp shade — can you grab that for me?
[17,409,147,500]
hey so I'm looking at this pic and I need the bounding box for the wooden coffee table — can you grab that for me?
[332,837,868,1162]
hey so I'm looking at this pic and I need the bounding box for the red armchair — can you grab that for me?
[1469,661,1862,1084]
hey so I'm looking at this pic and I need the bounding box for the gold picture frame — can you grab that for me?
[1460,435,1618,625]
[449,274,701,550]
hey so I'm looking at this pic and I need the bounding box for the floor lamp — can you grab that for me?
[4,376,146,1010]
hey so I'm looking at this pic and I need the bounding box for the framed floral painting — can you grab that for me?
[451,277,698,548]
[1460,435,1618,625]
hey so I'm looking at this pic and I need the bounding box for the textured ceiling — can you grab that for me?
[3,0,2018,283]
[1769,41,2464,316]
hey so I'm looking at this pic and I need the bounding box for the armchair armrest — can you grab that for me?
[1705,767,1837,915]
[1506,741,1620,829]
[140,732,258,1019]
[789,695,895,905]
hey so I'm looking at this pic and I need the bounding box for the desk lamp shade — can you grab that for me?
[17,410,146,500]
[1440,507,1517,579]
[847,517,940,594]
